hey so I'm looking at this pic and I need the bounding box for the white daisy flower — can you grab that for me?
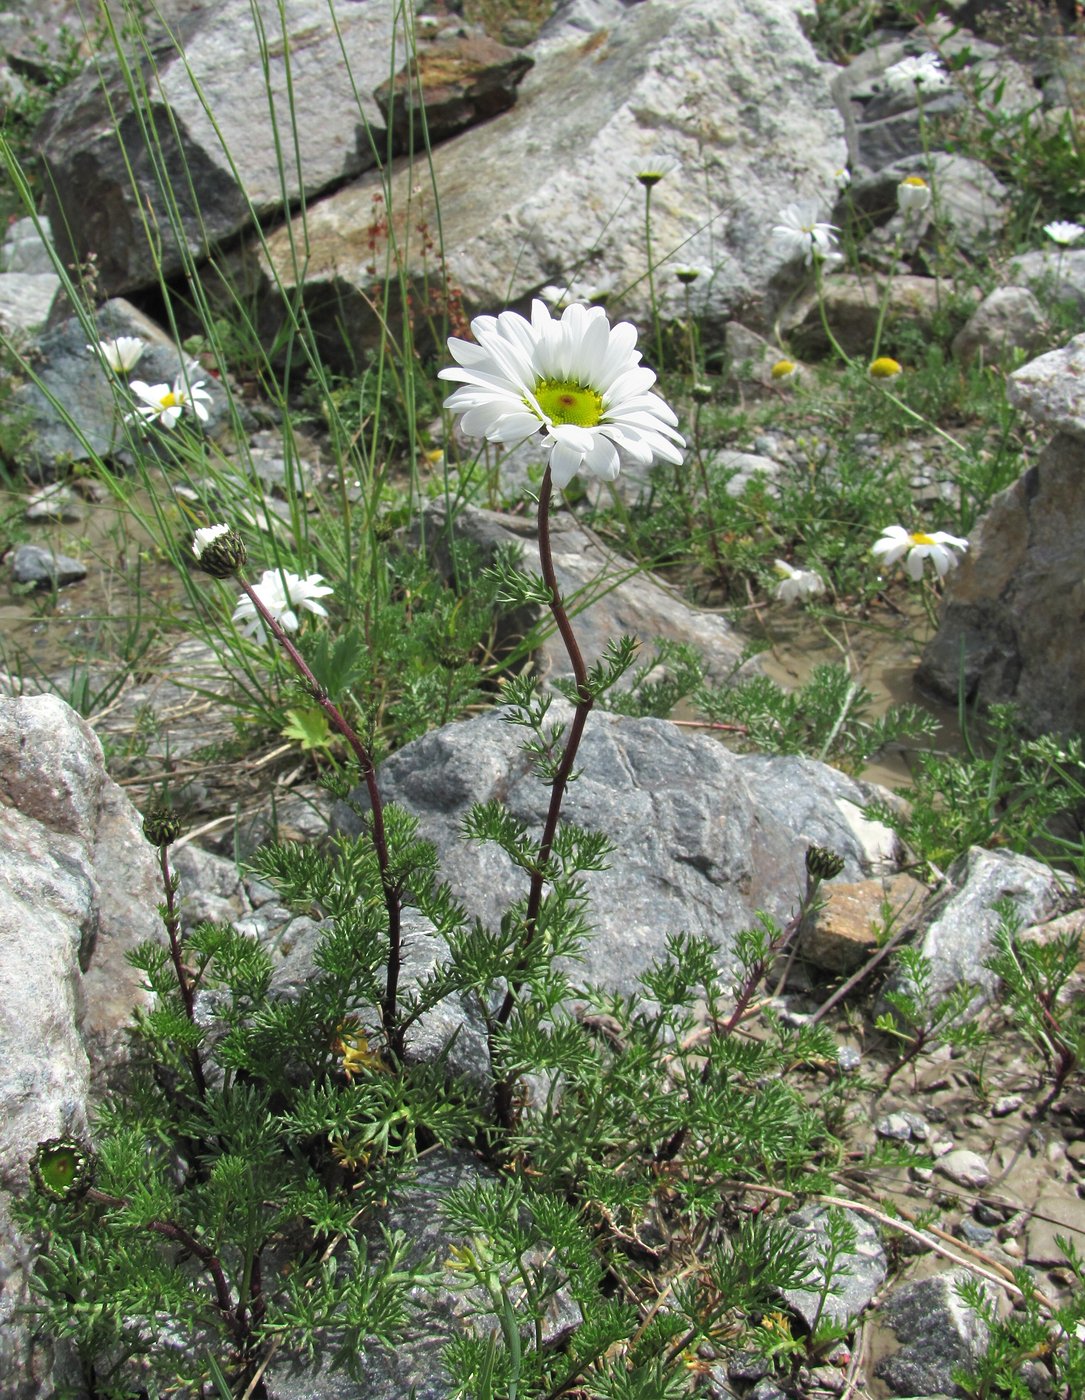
[127,376,212,429]
[635,154,678,188]
[1043,220,1085,246]
[883,52,952,94]
[439,300,684,490]
[772,202,840,267]
[773,559,825,602]
[233,569,333,641]
[834,166,852,190]
[872,524,968,580]
[897,175,932,214]
[90,335,146,374]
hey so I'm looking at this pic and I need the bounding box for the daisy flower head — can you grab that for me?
[233,568,333,641]
[192,523,246,578]
[772,202,840,267]
[635,154,677,188]
[1043,220,1085,247]
[770,358,800,382]
[872,524,968,580]
[897,175,932,214]
[90,335,146,374]
[127,376,212,429]
[834,166,852,191]
[883,52,951,95]
[773,559,825,603]
[869,356,903,380]
[439,300,684,490]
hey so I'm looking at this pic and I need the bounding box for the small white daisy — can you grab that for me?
[883,52,952,94]
[773,559,825,603]
[127,376,212,429]
[897,175,932,214]
[872,524,968,580]
[90,336,146,374]
[834,166,852,191]
[439,300,684,490]
[1043,220,1085,247]
[233,569,333,641]
[772,202,840,267]
[539,280,605,309]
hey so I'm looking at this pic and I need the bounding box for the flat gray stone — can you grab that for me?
[11,543,87,589]
[874,1269,991,1397]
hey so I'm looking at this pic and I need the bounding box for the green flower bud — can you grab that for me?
[31,1137,93,1201]
[192,524,246,578]
[805,845,845,881]
[142,801,182,847]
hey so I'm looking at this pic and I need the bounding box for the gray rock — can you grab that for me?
[35,0,399,294]
[779,1205,887,1332]
[0,270,63,340]
[10,542,87,589]
[0,695,160,1398]
[255,0,847,357]
[1025,1184,1085,1267]
[23,483,83,523]
[958,1218,994,1246]
[0,216,56,274]
[339,702,899,1000]
[918,426,1085,738]
[909,847,1063,1004]
[790,273,977,359]
[873,1269,991,1397]
[936,1148,991,1189]
[1006,333,1085,437]
[951,286,1048,366]
[877,1112,914,1140]
[1009,248,1085,317]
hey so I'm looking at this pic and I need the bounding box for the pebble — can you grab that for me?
[877,1112,913,1140]
[935,1148,991,1189]
[10,543,87,589]
[992,1094,1024,1118]
[24,483,83,522]
[837,1045,862,1073]
[957,1218,994,1246]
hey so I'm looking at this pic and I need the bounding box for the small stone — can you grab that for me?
[1026,1186,1085,1267]
[24,483,83,523]
[837,1045,862,1074]
[728,1352,771,1382]
[957,1218,994,1246]
[936,1149,991,1189]
[910,1166,935,1183]
[992,1094,1024,1118]
[877,1112,914,1141]
[11,543,87,590]
[902,1111,930,1141]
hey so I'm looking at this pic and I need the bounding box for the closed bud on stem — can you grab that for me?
[191,524,247,578]
[805,845,845,881]
[142,801,182,848]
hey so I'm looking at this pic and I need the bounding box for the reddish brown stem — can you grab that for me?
[239,577,404,1059]
[158,843,207,1100]
[492,468,593,1129]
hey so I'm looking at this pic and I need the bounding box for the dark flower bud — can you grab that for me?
[31,1137,93,1201]
[192,524,246,578]
[142,801,182,848]
[806,845,845,881]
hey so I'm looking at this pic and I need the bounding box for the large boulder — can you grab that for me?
[0,695,161,1399]
[34,0,399,294]
[251,0,846,361]
[918,335,1085,737]
[339,701,901,999]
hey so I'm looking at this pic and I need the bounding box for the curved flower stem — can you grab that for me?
[157,841,208,1100]
[814,259,855,370]
[237,578,404,1060]
[492,467,593,1128]
[644,184,664,371]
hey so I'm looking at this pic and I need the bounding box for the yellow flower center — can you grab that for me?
[160,391,180,408]
[910,532,936,546]
[771,359,797,380]
[902,176,928,188]
[532,378,604,428]
[869,357,903,379]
